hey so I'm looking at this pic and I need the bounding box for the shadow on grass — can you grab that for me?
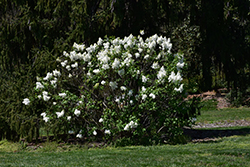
[183,127,250,143]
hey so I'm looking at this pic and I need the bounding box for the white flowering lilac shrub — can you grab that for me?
[25,32,200,144]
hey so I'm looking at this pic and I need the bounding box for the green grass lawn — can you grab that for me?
[1,104,250,167]
[0,135,250,167]
[197,101,250,124]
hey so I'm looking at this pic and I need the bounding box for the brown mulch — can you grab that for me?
[187,90,231,109]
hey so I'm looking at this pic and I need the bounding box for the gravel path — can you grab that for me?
[193,120,250,129]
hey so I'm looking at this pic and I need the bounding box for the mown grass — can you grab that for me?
[197,107,250,124]
[197,99,250,124]
[1,134,250,167]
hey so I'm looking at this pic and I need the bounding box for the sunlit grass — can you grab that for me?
[197,99,250,124]
[0,135,250,166]
[0,140,21,152]
[197,107,250,124]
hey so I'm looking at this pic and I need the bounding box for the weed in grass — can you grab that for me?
[40,141,59,152]
[0,139,22,152]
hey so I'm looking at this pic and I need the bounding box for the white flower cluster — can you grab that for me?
[112,58,120,69]
[74,109,81,117]
[151,62,160,69]
[41,112,49,122]
[42,91,51,101]
[34,69,62,97]
[99,118,104,123]
[93,130,97,136]
[22,98,30,105]
[56,110,64,118]
[168,71,182,83]
[36,82,44,89]
[76,133,83,138]
[157,66,166,82]
[53,69,61,77]
[73,42,85,52]
[149,93,156,99]
[104,129,111,135]
[174,84,184,93]
[175,54,185,71]
[124,121,138,131]
[43,72,53,81]
[142,75,148,83]
[145,34,172,53]
[59,92,67,98]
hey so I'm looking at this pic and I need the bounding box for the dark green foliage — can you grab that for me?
[1,0,250,142]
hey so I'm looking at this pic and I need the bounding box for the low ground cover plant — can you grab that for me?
[23,31,200,144]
